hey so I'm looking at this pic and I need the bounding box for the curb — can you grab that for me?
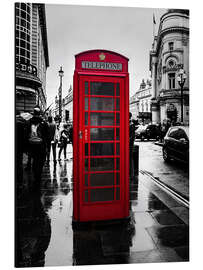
[154,142,163,147]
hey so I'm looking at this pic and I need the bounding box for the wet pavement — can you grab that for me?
[135,140,189,199]
[15,144,189,267]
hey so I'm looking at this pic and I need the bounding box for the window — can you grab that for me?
[168,73,176,89]
[169,42,174,51]
[15,3,31,64]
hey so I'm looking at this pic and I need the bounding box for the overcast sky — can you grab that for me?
[46,4,166,106]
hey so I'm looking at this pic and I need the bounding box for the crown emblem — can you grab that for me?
[99,53,105,60]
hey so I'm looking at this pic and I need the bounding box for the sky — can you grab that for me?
[45,4,166,106]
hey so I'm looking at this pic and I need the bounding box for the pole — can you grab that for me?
[181,83,183,123]
[58,68,63,122]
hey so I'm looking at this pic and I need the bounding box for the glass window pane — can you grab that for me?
[90,173,114,186]
[21,3,26,11]
[116,143,120,155]
[90,143,114,156]
[85,174,88,186]
[116,128,120,140]
[116,113,120,125]
[20,31,27,40]
[116,83,120,96]
[85,112,88,125]
[116,98,120,111]
[116,188,120,200]
[90,97,114,111]
[85,98,88,110]
[116,158,120,170]
[90,158,114,171]
[84,190,88,202]
[90,188,114,202]
[85,159,88,171]
[90,128,114,141]
[85,143,88,156]
[85,82,88,95]
[21,10,26,19]
[90,82,114,96]
[116,173,120,185]
[90,113,114,126]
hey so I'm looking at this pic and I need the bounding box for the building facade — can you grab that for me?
[62,85,73,123]
[53,85,73,123]
[15,3,49,113]
[129,93,139,121]
[149,9,189,124]
[130,79,152,124]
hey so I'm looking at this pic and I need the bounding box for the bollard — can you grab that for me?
[130,145,139,177]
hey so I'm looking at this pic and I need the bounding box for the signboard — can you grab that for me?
[82,61,122,71]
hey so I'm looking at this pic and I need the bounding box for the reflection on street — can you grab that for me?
[15,145,189,267]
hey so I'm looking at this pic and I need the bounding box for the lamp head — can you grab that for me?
[58,66,64,77]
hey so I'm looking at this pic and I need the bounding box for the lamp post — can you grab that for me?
[58,66,64,122]
[177,69,187,123]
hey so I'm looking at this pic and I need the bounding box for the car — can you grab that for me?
[135,124,160,141]
[162,125,189,163]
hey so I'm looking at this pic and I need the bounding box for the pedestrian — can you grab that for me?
[68,124,73,145]
[16,111,27,192]
[129,112,136,147]
[26,106,48,192]
[58,123,69,161]
[46,116,57,164]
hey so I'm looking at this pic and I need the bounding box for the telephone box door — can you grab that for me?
[75,75,129,221]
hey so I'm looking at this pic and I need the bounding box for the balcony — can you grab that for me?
[16,62,42,90]
[158,88,189,100]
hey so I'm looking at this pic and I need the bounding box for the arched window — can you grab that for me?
[168,73,176,89]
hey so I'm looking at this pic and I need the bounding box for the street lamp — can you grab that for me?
[58,66,64,122]
[177,68,187,123]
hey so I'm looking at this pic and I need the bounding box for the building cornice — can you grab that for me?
[138,94,152,100]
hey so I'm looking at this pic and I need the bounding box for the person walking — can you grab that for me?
[68,124,73,145]
[46,116,57,164]
[129,112,136,147]
[58,123,69,161]
[16,111,27,192]
[26,106,48,192]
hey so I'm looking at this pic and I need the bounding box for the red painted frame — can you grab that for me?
[73,50,129,221]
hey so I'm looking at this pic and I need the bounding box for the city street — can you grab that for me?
[15,143,189,267]
[13,4,191,269]
[136,140,189,199]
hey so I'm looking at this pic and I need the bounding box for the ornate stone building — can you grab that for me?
[130,79,152,124]
[129,92,138,121]
[15,3,49,112]
[62,85,73,123]
[149,9,189,124]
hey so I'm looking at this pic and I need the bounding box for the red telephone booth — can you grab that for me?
[73,50,129,222]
